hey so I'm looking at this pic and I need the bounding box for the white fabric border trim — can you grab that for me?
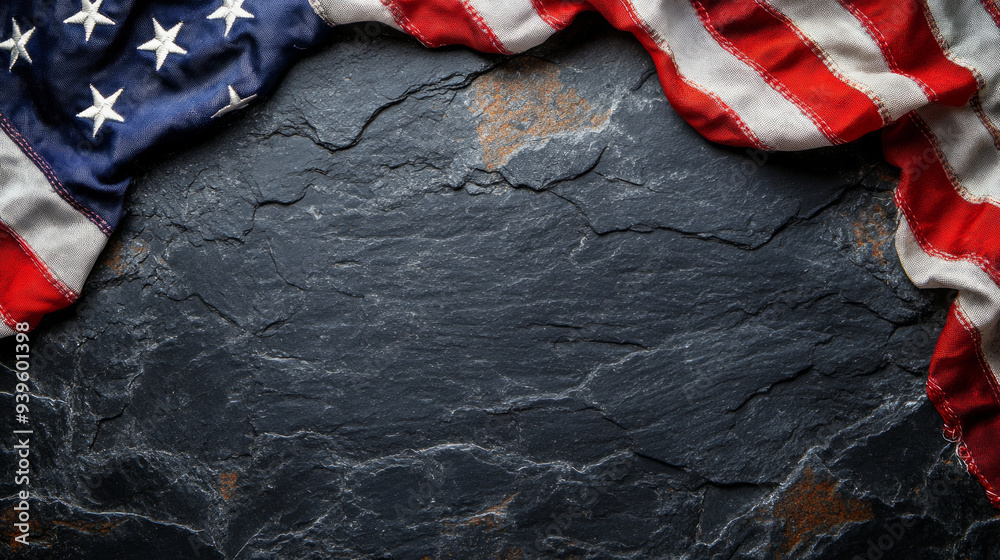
[308,0,403,30]
[896,215,1000,376]
[0,125,108,294]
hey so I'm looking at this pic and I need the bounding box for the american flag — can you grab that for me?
[1,0,999,506]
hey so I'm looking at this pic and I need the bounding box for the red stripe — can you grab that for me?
[840,0,978,106]
[532,0,592,30]
[981,0,1000,30]
[0,222,76,331]
[884,114,1000,283]
[886,114,1000,506]
[383,0,511,54]
[692,0,885,145]
[587,0,768,149]
[927,306,1000,507]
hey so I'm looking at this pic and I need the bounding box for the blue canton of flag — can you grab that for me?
[0,0,331,333]
[1,0,329,230]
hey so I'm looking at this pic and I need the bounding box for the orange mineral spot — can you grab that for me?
[470,58,610,170]
[774,468,872,556]
[102,237,148,276]
[442,493,516,534]
[851,203,893,265]
[0,510,29,550]
[220,472,239,501]
[501,547,523,560]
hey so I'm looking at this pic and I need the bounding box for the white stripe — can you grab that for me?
[918,103,1000,205]
[0,129,107,294]
[896,216,1000,376]
[925,0,1000,116]
[923,0,1000,207]
[0,323,13,338]
[625,0,830,150]
[307,0,403,31]
[462,0,556,53]
[765,0,931,121]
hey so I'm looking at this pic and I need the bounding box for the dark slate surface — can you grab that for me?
[2,15,998,560]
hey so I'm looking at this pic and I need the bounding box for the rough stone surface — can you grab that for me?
[1,15,996,560]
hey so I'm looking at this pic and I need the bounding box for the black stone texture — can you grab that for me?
[2,14,997,560]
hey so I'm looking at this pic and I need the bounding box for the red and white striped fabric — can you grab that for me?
[307,0,1000,506]
[0,117,106,341]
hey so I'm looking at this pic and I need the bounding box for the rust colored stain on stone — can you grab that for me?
[852,203,894,265]
[774,468,872,556]
[1,510,124,551]
[0,510,30,550]
[495,547,523,560]
[220,471,239,501]
[443,493,517,534]
[470,58,610,170]
[102,237,148,276]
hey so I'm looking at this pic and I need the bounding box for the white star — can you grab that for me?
[64,0,116,42]
[76,85,125,137]
[0,20,35,71]
[137,19,187,71]
[207,0,254,38]
[212,85,257,118]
